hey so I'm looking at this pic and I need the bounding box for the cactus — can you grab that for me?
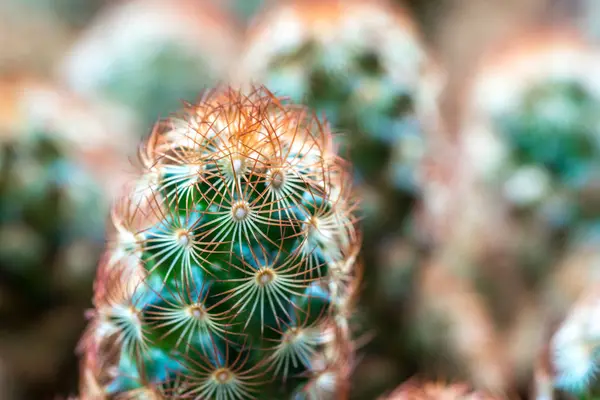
[416,30,600,396]
[454,29,600,335]
[78,86,361,399]
[59,0,241,134]
[464,31,600,245]
[236,0,443,222]
[237,7,443,391]
[0,78,134,399]
[0,78,132,315]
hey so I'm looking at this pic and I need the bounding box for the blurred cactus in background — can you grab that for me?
[59,0,242,136]
[466,30,600,240]
[79,86,361,399]
[0,76,135,399]
[458,29,600,315]
[236,0,444,228]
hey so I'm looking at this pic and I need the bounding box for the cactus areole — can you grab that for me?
[79,87,361,399]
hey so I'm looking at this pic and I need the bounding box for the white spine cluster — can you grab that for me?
[551,285,600,393]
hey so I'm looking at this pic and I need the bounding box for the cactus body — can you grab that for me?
[79,87,360,399]
[550,282,600,395]
[465,31,600,237]
[236,5,446,397]
[454,31,600,326]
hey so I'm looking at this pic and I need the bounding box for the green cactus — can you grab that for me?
[493,79,600,230]
[79,87,361,399]
[0,128,104,290]
[60,0,241,134]
[0,79,140,400]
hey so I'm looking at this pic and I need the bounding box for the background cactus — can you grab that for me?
[465,30,600,239]
[236,6,447,396]
[236,0,444,225]
[0,76,134,399]
[58,0,242,136]
[457,29,600,324]
[79,86,361,399]
[548,283,600,396]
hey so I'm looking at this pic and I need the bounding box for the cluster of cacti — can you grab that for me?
[465,30,600,237]
[0,77,134,398]
[59,0,242,135]
[78,87,361,399]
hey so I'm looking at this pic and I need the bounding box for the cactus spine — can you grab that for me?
[79,86,361,399]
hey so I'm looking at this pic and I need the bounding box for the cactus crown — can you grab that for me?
[81,87,360,399]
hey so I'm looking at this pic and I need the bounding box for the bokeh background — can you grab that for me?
[0,0,599,399]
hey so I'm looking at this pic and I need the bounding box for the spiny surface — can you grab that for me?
[79,87,360,399]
